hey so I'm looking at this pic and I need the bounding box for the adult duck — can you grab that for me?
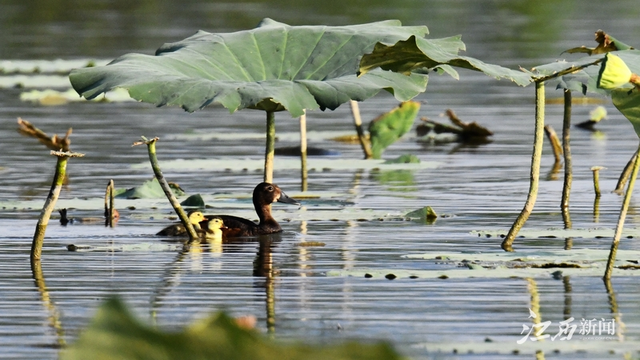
[156,210,205,236]
[205,182,299,238]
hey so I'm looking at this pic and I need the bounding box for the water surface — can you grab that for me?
[1,1,640,359]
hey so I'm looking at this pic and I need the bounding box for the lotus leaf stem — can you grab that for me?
[591,166,605,198]
[604,142,640,280]
[265,111,275,183]
[299,111,308,192]
[561,89,573,229]
[350,100,372,159]
[133,137,198,241]
[614,149,638,194]
[502,81,545,252]
[31,150,84,262]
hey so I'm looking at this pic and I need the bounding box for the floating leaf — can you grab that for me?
[180,194,205,207]
[115,178,185,199]
[61,297,402,360]
[368,101,420,159]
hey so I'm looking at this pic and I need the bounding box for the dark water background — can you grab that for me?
[2,1,640,359]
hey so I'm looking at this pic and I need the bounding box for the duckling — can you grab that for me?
[204,182,299,238]
[156,210,205,236]
[201,217,226,241]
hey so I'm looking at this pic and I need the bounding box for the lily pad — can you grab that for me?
[20,88,134,105]
[471,227,640,239]
[131,157,439,172]
[115,178,186,199]
[0,59,108,74]
[327,249,640,279]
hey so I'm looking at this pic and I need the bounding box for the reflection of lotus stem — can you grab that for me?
[350,100,372,159]
[32,151,84,262]
[543,124,562,164]
[603,279,625,341]
[136,137,198,241]
[265,111,275,183]
[31,260,66,347]
[299,111,308,192]
[604,142,640,280]
[502,81,545,251]
[526,278,543,339]
[561,89,572,229]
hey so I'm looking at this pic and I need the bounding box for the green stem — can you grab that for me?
[604,142,640,280]
[614,149,638,194]
[350,100,372,159]
[299,111,308,192]
[265,111,275,184]
[144,138,198,241]
[561,89,572,229]
[502,81,545,251]
[31,153,70,262]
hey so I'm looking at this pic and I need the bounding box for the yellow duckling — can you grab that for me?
[201,217,226,241]
[156,210,205,236]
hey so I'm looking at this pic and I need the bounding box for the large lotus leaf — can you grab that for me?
[358,35,532,87]
[69,19,444,117]
[61,297,402,360]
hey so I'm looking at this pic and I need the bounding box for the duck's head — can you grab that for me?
[187,210,205,224]
[253,182,299,207]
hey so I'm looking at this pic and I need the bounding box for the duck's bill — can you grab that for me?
[277,191,300,205]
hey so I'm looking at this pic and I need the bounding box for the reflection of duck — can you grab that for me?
[156,210,204,236]
[205,182,299,238]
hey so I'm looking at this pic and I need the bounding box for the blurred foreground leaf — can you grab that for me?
[61,297,403,360]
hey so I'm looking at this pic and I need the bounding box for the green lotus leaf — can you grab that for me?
[69,19,441,117]
[358,34,532,87]
[611,87,640,138]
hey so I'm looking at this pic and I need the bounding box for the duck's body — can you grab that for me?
[205,182,298,238]
[156,210,205,236]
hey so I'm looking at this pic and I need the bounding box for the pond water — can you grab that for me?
[2,1,640,359]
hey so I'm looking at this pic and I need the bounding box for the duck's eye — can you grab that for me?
[267,185,274,191]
